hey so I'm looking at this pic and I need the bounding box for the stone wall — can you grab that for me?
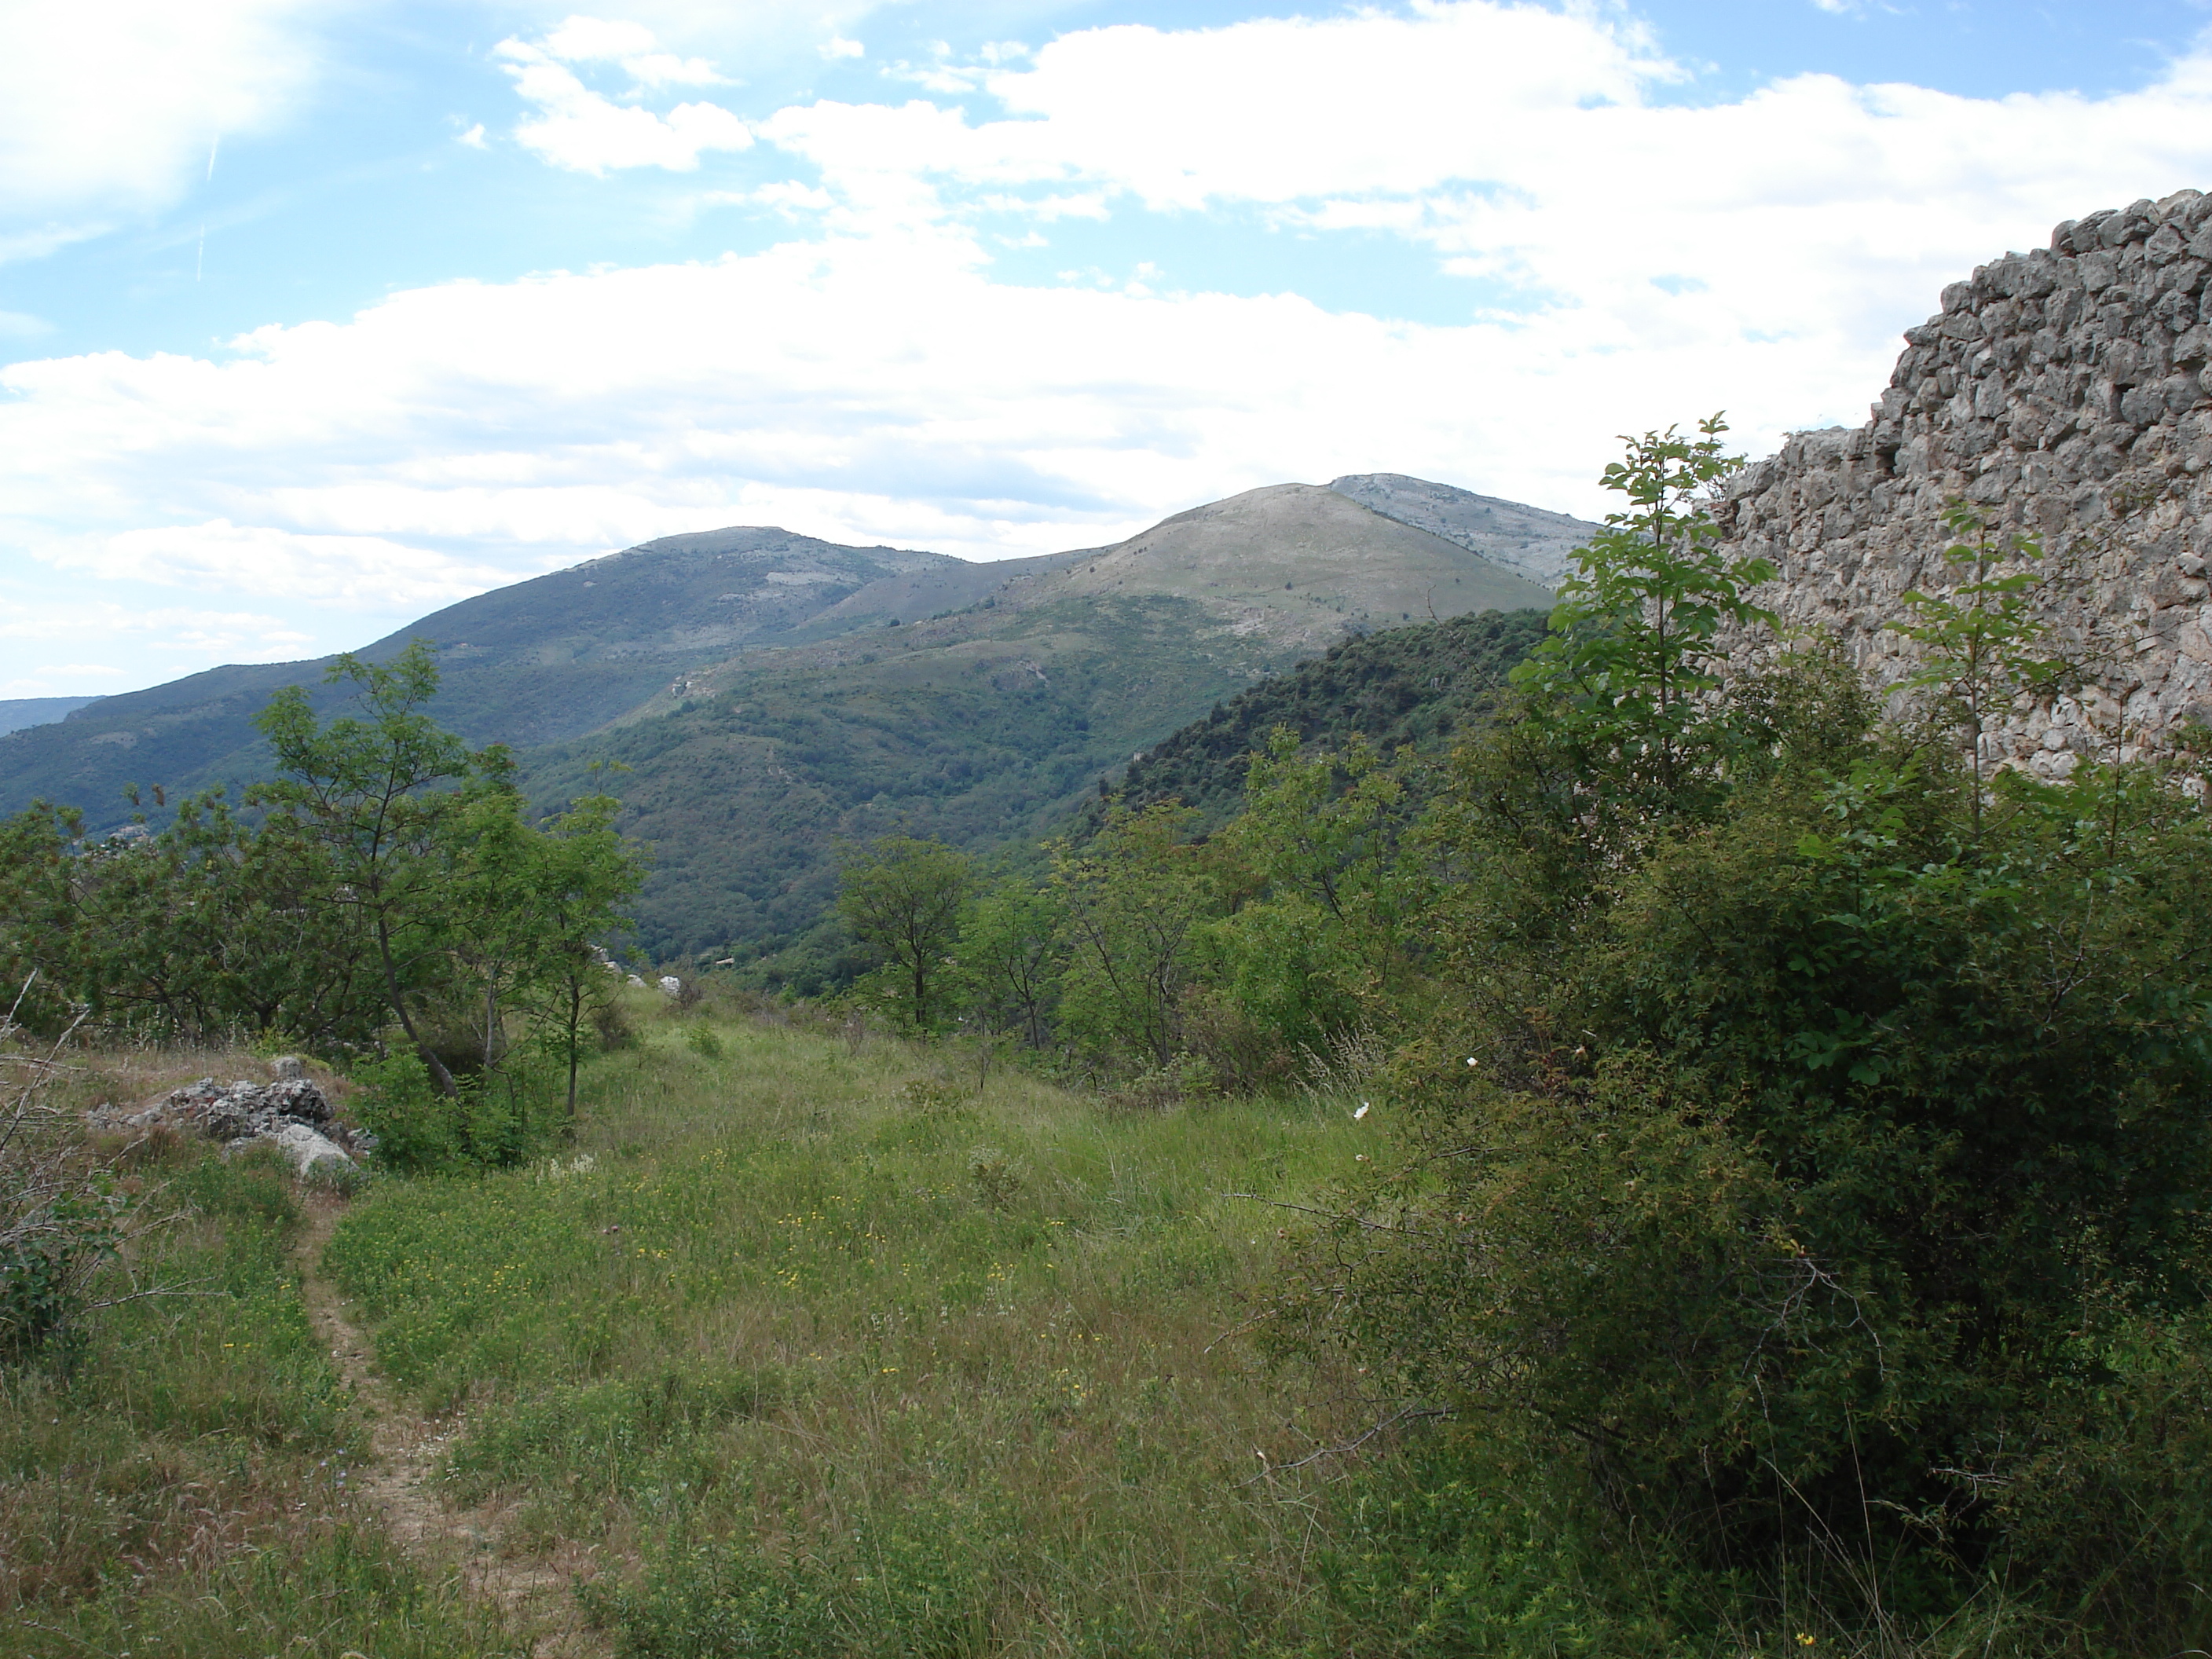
[1718,189,2212,774]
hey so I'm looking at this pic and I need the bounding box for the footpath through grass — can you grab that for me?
[0,1046,505,1658]
[325,1006,1374,1655]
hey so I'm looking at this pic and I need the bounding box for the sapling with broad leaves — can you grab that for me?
[1510,414,1777,815]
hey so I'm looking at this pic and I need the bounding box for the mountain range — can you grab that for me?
[0,696,102,738]
[0,474,1588,956]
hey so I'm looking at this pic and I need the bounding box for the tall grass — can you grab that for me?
[0,1043,508,1657]
[326,1005,1384,1654]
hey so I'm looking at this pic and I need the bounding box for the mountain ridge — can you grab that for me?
[0,474,1591,955]
[0,475,1580,833]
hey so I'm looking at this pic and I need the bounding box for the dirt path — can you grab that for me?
[295,1198,610,1658]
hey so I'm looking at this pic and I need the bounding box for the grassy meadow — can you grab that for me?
[5,998,2094,1656]
[324,998,1379,1655]
[6,998,1494,1657]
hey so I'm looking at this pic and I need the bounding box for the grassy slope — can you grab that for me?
[8,1019,2075,1655]
[324,999,1374,1654]
[1,1047,504,1657]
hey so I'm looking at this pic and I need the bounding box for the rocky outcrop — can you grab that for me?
[1720,189,2212,773]
[1328,473,1597,584]
[91,1057,371,1174]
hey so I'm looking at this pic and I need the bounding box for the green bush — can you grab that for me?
[350,1050,463,1173]
[350,1048,563,1173]
[1266,434,2212,1643]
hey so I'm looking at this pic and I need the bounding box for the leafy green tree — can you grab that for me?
[952,876,1062,1048]
[0,803,93,1036]
[443,756,545,1076]
[1205,729,1426,1072]
[513,791,642,1119]
[1050,803,1218,1071]
[837,837,973,1033]
[1510,415,1775,817]
[253,642,481,1096]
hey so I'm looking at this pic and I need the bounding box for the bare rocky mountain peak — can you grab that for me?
[1328,471,1600,584]
[1719,186,2212,775]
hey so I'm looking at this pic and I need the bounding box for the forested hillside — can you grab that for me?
[527,591,1298,955]
[1069,606,1548,837]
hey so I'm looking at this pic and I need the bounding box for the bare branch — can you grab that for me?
[1246,1405,1452,1482]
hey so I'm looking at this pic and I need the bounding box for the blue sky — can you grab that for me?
[5,0,2212,697]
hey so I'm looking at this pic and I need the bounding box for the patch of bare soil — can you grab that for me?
[295,1198,611,1659]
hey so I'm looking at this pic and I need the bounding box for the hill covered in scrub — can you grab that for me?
[0,527,969,822]
[526,489,1560,957]
[0,478,1573,836]
[1064,606,1549,839]
[0,697,101,737]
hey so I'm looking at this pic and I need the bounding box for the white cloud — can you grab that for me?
[719,180,836,215]
[752,2,2212,419]
[13,1,2212,694]
[496,18,751,174]
[65,521,518,610]
[821,36,865,60]
[0,666,126,698]
[0,595,309,656]
[0,0,326,258]
[540,13,730,86]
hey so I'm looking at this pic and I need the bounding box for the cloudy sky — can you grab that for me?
[5,0,2212,698]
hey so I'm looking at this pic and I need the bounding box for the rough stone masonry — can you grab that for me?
[1719,189,2212,774]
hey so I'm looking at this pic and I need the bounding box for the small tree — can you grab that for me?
[1511,415,1776,813]
[1207,729,1423,1071]
[254,641,482,1098]
[515,792,642,1119]
[837,837,973,1033]
[1052,804,1217,1071]
[1888,500,2078,837]
[953,877,1063,1048]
